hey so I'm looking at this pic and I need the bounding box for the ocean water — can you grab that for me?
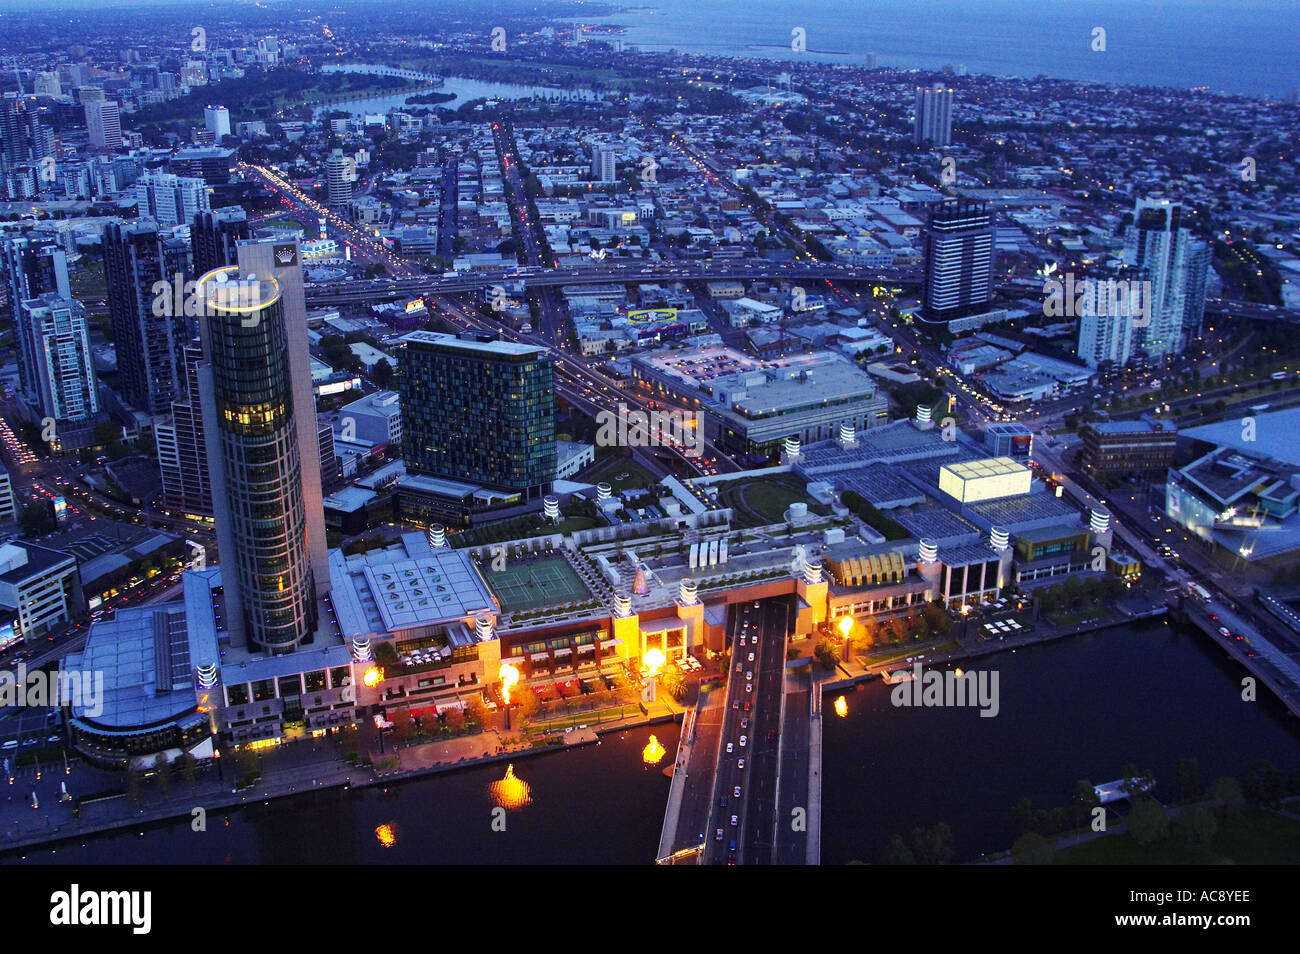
[586,0,1300,99]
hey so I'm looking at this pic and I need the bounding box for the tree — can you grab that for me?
[1201,779,1242,821]
[444,708,465,733]
[910,822,954,864]
[178,753,198,790]
[20,502,54,538]
[1176,758,1201,801]
[155,759,173,797]
[514,686,541,723]
[124,766,142,804]
[1127,797,1170,846]
[879,833,915,865]
[813,638,840,671]
[1011,831,1055,865]
[1174,804,1217,849]
[1242,759,1284,807]
[371,359,395,389]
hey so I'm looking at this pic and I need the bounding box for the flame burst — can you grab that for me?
[362,666,383,688]
[374,823,397,848]
[834,696,848,718]
[499,663,520,705]
[642,734,666,765]
[489,763,531,810]
[643,648,666,678]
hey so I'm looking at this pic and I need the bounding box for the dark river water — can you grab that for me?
[12,620,1300,865]
[821,620,1300,863]
[11,724,678,865]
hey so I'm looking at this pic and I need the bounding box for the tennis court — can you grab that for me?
[487,557,592,613]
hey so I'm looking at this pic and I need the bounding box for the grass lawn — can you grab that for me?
[552,515,598,534]
[717,475,816,527]
[1047,606,1118,627]
[593,459,658,493]
[861,639,960,666]
[527,702,635,734]
[1057,809,1300,864]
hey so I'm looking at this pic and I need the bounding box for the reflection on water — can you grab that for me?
[9,724,677,865]
[487,764,532,811]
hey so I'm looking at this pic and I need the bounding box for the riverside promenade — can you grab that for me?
[1,697,685,858]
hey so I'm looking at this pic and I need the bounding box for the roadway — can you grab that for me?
[702,596,790,865]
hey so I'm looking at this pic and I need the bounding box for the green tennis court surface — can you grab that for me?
[486,556,592,613]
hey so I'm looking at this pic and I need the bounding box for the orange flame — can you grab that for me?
[499,663,520,705]
[643,647,666,678]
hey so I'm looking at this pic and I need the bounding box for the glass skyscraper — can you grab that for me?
[195,240,328,652]
[398,331,556,497]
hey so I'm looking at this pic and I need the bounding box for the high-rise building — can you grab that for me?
[192,206,249,275]
[592,145,617,183]
[1075,272,1150,368]
[1123,199,1210,359]
[318,420,340,492]
[0,93,29,168]
[4,235,70,412]
[195,239,328,652]
[398,331,556,498]
[67,63,91,89]
[920,199,994,330]
[325,148,351,209]
[913,86,953,146]
[84,99,122,152]
[203,105,230,143]
[19,294,99,436]
[133,168,210,227]
[156,341,211,516]
[0,462,17,524]
[102,221,189,416]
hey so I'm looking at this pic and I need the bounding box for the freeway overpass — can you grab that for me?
[303,262,920,305]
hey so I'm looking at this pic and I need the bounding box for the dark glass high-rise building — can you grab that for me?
[102,221,189,416]
[192,206,250,276]
[3,235,70,413]
[195,239,327,652]
[398,331,555,497]
[156,342,211,515]
[920,199,995,330]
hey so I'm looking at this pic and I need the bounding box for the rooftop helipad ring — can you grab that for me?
[196,265,282,314]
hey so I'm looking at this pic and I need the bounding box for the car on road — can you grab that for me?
[726,742,733,753]
[731,700,740,709]
[753,601,760,608]
[1218,627,1232,637]
[745,671,752,680]
[737,758,745,769]
[745,683,752,693]
[743,701,751,711]
[730,814,738,826]
[715,828,723,840]
[733,786,741,798]
[740,717,748,729]
[747,652,755,662]
[739,735,747,747]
